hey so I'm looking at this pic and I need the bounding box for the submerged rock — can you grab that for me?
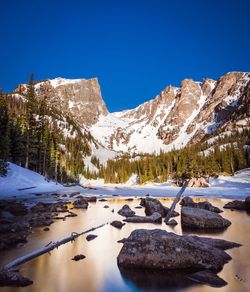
[117,229,240,271]
[181,207,231,229]
[118,205,135,218]
[180,197,222,213]
[72,254,86,261]
[0,270,33,287]
[124,212,162,224]
[111,221,125,229]
[186,270,227,287]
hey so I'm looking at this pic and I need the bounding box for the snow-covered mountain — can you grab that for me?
[14,71,250,162]
[91,72,250,154]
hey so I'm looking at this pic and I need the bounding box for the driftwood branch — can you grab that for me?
[164,180,189,224]
[4,223,107,270]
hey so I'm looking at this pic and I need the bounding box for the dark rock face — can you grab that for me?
[86,234,97,241]
[118,205,135,218]
[223,197,250,211]
[140,198,179,218]
[186,270,227,287]
[72,254,86,261]
[117,229,239,271]
[181,207,231,229]
[111,221,125,229]
[73,198,88,209]
[124,212,162,224]
[0,270,33,287]
[180,197,223,213]
[0,201,28,216]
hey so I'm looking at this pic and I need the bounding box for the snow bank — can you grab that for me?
[0,162,64,197]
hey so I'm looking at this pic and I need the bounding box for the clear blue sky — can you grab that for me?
[1,0,250,112]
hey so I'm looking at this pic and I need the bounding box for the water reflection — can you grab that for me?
[0,198,250,292]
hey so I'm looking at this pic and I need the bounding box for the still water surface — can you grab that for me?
[0,198,250,292]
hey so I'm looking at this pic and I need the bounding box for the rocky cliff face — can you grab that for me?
[91,71,250,154]
[16,77,108,127]
[14,72,250,157]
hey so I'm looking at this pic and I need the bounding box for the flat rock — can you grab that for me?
[86,234,97,241]
[0,270,33,287]
[111,221,125,229]
[186,271,227,287]
[72,254,86,261]
[117,229,239,271]
[180,197,222,213]
[118,205,135,217]
[181,207,231,229]
[124,212,162,224]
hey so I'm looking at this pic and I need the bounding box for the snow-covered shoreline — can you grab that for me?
[0,163,249,200]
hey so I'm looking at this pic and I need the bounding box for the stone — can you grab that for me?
[0,201,28,216]
[166,219,178,226]
[72,198,88,209]
[0,270,33,287]
[110,221,125,229]
[118,205,135,217]
[187,177,209,188]
[186,271,227,287]
[43,227,50,231]
[140,198,178,218]
[181,207,231,229]
[180,197,223,213]
[124,212,162,224]
[86,234,97,241]
[117,229,240,271]
[223,200,246,210]
[103,205,109,208]
[72,254,86,261]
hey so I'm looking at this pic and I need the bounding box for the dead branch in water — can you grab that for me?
[164,180,189,224]
[4,223,108,270]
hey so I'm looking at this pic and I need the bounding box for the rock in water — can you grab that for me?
[72,254,86,261]
[117,229,239,271]
[86,234,97,241]
[111,221,125,229]
[124,212,162,223]
[186,271,227,287]
[118,205,135,218]
[181,207,231,229]
[73,198,88,209]
[223,198,250,211]
[140,198,179,218]
[0,270,33,287]
[180,197,222,213]
[166,219,178,226]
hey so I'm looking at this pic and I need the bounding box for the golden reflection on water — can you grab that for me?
[0,198,250,292]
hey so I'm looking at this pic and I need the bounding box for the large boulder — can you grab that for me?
[187,177,209,188]
[117,229,240,271]
[181,207,231,229]
[140,198,179,218]
[124,212,162,224]
[118,205,135,218]
[180,197,222,213]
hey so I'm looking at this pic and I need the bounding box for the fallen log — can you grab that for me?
[4,223,107,270]
[164,180,189,224]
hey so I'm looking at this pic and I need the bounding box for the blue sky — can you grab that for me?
[1,0,250,112]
